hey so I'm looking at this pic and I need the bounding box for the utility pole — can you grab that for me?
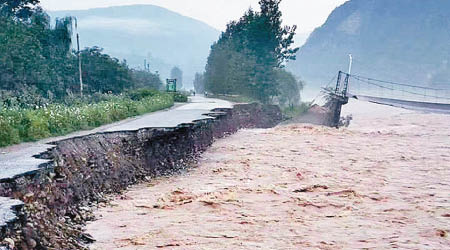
[75,17,84,97]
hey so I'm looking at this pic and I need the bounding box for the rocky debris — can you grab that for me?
[0,197,24,249]
[1,238,14,249]
[339,115,353,127]
[288,104,333,126]
[287,96,352,128]
[309,104,329,114]
[0,103,281,249]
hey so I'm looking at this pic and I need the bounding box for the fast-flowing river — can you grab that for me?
[86,99,450,249]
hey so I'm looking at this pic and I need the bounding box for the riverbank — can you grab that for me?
[0,101,281,249]
[86,99,450,249]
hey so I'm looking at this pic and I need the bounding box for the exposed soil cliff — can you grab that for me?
[0,103,281,249]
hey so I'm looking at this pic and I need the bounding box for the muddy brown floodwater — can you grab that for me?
[86,100,450,249]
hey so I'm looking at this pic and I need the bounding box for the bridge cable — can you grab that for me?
[349,75,450,101]
[349,73,450,91]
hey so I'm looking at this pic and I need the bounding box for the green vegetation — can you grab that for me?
[0,0,40,20]
[171,92,188,103]
[203,0,300,105]
[170,66,183,90]
[0,1,175,147]
[0,92,174,147]
[193,72,205,94]
[127,88,161,101]
[281,103,310,120]
[276,69,305,108]
[48,5,221,86]
[0,1,161,102]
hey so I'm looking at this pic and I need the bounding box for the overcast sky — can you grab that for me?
[40,0,348,36]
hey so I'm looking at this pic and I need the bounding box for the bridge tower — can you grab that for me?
[329,71,350,127]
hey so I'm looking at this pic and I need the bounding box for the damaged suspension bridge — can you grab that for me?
[328,70,450,126]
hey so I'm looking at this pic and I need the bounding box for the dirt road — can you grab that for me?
[86,100,450,249]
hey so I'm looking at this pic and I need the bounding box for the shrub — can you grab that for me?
[282,102,311,120]
[171,93,188,102]
[26,111,51,140]
[0,117,20,147]
[128,88,159,101]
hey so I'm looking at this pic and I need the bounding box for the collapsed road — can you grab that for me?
[0,96,231,234]
[0,96,283,249]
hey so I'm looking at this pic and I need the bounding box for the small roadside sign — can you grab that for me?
[166,79,177,92]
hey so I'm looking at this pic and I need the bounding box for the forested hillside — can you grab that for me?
[49,5,221,89]
[288,0,450,89]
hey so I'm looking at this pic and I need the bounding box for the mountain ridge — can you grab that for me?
[289,0,450,89]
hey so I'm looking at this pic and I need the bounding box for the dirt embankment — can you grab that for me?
[0,103,282,249]
[87,102,450,249]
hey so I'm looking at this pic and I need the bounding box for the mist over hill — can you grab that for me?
[49,5,220,89]
[288,0,450,89]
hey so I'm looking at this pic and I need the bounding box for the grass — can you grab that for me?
[281,102,311,120]
[0,92,174,147]
[171,92,189,102]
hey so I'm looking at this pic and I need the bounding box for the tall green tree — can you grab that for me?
[170,66,183,90]
[1,9,162,103]
[131,69,162,90]
[0,0,41,20]
[80,47,132,94]
[204,0,298,103]
[193,72,205,93]
[0,11,79,98]
[276,69,304,107]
